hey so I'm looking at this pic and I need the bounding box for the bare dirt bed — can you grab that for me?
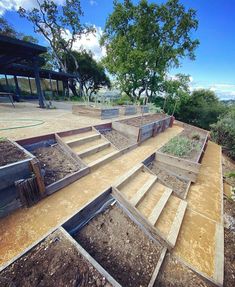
[224,196,235,287]
[222,154,235,187]
[100,129,134,150]
[148,161,189,199]
[74,204,162,287]
[0,229,112,287]
[155,253,213,287]
[0,139,27,167]
[32,144,82,186]
[121,114,166,127]
[160,128,207,162]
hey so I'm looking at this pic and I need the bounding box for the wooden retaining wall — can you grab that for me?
[72,104,119,119]
[119,105,137,116]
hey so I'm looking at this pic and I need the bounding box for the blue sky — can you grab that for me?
[1,0,235,100]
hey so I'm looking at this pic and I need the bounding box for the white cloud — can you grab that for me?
[0,0,65,15]
[68,26,106,61]
[89,0,97,6]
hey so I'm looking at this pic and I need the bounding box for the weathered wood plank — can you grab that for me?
[148,187,172,226]
[214,223,224,287]
[167,200,187,247]
[112,121,139,141]
[30,158,45,196]
[130,175,157,206]
[67,134,100,147]
[78,142,111,158]
[148,247,167,287]
[156,152,201,174]
[88,150,120,170]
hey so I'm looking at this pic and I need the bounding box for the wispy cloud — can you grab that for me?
[0,0,65,15]
[89,0,97,6]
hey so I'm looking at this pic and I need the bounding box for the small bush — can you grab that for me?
[211,108,235,160]
[161,136,200,157]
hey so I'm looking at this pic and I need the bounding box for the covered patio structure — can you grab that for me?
[0,35,75,108]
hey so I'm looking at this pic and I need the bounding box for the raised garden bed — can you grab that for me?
[0,139,40,218]
[146,158,190,200]
[72,104,119,120]
[95,125,136,152]
[113,114,173,142]
[63,190,164,287]
[118,105,137,116]
[155,127,209,183]
[18,133,89,195]
[0,228,116,287]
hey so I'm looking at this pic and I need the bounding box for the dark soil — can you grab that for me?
[0,229,112,287]
[155,253,213,287]
[222,154,235,187]
[74,204,163,287]
[148,161,189,199]
[160,128,207,162]
[224,196,235,287]
[100,129,135,150]
[121,114,167,127]
[32,144,82,186]
[0,139,27,167]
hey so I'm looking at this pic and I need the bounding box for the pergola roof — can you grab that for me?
[0,64,76,81]
[0,35,47,67]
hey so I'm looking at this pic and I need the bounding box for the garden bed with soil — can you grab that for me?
[147,161,190,199]
[65,192,163,287]
[0,229,113,287]
[72,105,119,120]
[120,114,166,127]
[0,139,28,167]
[32,144,82,186]
[156,253,213,287]
[99,129,136,151]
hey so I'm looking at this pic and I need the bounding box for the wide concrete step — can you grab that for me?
[155,197,187,248]
[67,134,101,147]
[117,168,156,200]
[88,150,120,170]
[78,141,111,158]
[62,129,98,143]
[148,187,172,226]
[130,175,158,206]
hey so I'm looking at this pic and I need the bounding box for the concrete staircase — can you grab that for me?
[113,163,187,249]
[60,128,120,169]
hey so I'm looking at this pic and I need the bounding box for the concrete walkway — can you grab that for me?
[173,141,223,285]
[0,125,183,267]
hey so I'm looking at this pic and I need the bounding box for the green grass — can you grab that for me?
[161,135,200,157]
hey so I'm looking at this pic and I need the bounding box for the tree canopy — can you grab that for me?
[18,0,92,73]
[100,0,199,100]
[65,50,111,99]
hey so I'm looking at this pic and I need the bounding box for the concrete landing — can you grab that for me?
[173,141,223,286]
[0,125,183,267]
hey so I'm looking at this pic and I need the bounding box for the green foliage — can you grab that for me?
[161,135,200,157]
[211,107,235,160]
[65,50,111,99]
[114,94,131,105]
[18,0,92,73]
[147,103,163,113]
[0,17,19,38]
[101,0,199,100]
[176,89,226,129]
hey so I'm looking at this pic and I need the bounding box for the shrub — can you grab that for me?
[161,135,200,157]
[211,107,235,160]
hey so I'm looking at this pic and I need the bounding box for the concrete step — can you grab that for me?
[88,150,120,170]
[114,163,143,189]
[62,129,98,143]
[78,142,111,158]
[148,187,172,226]
[155,197,187,248]
[67,134,101,148]
[117,168,156,200]
[130,175,158,206]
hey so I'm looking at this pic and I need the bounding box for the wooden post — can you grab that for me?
[28,77,33,96]
[56,79,59,98]
[30,158,46,196]
[14,75,21,101]
[49,73,54,99]
[5,74,10,92]
[33,58,45,108]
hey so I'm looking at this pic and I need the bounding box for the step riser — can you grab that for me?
[68,134,101,147]
[114,164,143,189]
[78,142,110,158]
[130,176,158,206]
[148,188,172,226]
[89,151,120,170]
